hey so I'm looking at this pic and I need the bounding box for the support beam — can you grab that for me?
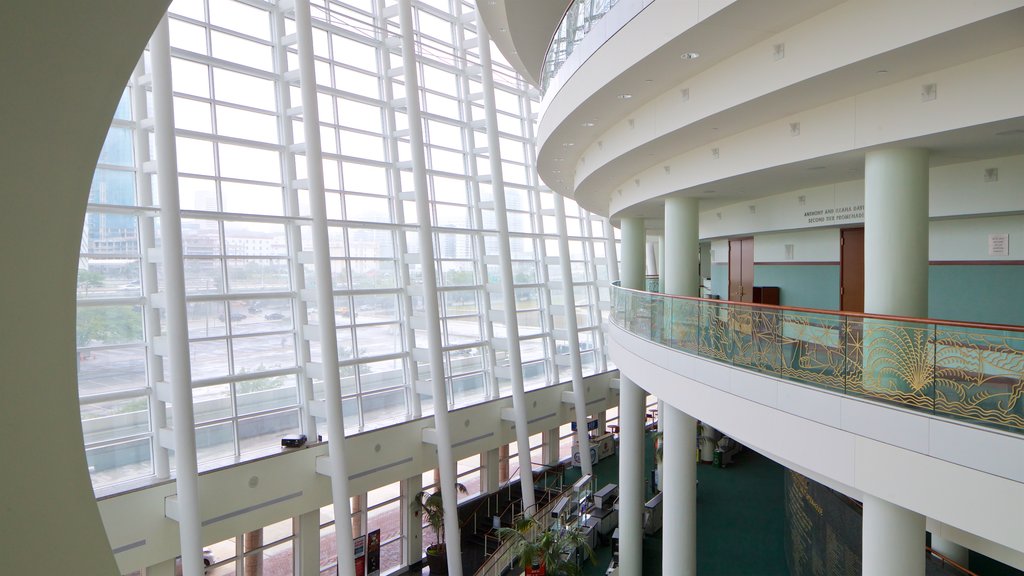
[294,2,355,575]
[397,0,462,573]
[151,16,204,576]
[478,20,536,516]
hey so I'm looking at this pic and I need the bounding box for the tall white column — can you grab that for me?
[864,148,930,317]
[478,21,536,515]
[617,217,647,575]
[555,196,594,479]
[151,16,204,576]
[396,1,462,573]
[618,374,646,576]
[863,494,925,575]
[662,196,699,575]
[295,511,321,576]
[620,218,646,291]
[605,217,620,285]
[294,2,355,575]
[862,149,928,576]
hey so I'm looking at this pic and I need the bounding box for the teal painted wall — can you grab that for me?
[753,265,840,310]
[711,263,729,299]
[929,265,1024,326]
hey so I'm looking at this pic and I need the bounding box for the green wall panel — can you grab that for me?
[711,263,729,299]
[753,265,840,310]
[929,265,1024,326]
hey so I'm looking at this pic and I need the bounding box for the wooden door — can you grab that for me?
[840,227,864,312]
[728,237,754,302]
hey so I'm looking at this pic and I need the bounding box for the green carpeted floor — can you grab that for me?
[574,431,788,576]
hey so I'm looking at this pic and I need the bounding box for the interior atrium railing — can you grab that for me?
[610,283,1024,436]
[541,0,619,93]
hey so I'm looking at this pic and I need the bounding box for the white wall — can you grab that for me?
[0,3,169,575]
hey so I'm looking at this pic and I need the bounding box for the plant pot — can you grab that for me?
[426,545,448,575]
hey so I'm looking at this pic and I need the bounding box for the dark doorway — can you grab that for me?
[728,237,754,302]
[840,227,864,312]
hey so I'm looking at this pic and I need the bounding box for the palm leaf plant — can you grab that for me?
[411,483,468,575]
[496,516,593,576]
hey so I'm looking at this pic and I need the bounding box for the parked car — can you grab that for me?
[264,312,286,321]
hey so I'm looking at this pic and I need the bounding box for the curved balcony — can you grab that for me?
[610,282,1024,436]
[606,282,1024,560]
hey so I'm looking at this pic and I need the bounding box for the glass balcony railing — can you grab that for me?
[610,282,1024,436]
[541,0,620,93]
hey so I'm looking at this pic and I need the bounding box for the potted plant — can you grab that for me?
[497,516,593,576]
[411,483,467,575]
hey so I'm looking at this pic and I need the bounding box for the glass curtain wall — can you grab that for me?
[77,0,614,494]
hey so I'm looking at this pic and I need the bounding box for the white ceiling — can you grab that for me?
[526,1,1024,220]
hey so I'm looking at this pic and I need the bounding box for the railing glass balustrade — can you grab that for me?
[610,282,1024,435]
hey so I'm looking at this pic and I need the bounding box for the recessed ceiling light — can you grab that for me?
[807,166,826,171]
[876,69,888,75]
[703,189,716,194]
[581,121,595,127]
[617,93,632,100]
[562,142,574,147]
[680,52,700,60]
[995,129,1024,136]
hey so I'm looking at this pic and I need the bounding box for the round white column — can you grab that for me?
[863,494,925,576]
[864,148,930,317]
[662,196,699,575]
[618,374,646,576]
[621,218,646,290]
[663,197,699,297]
[617,217,647,575]
[662,406,696,575]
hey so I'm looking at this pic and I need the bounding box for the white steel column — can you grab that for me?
[294,2,356,575]
[554,197,594,478]
[618,217,647,575]
[864,148,930,317]
[662,196,699,575]
[863,494,926,575]
[151,16,203,576]
[295,511,321,576]
[133,58,170,481]
[396,0,463,573]
[478,21,537,515]
[604,217,620,285]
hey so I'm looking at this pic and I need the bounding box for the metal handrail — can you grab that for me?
[613,281,1024,333]
[471,483,573,576]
